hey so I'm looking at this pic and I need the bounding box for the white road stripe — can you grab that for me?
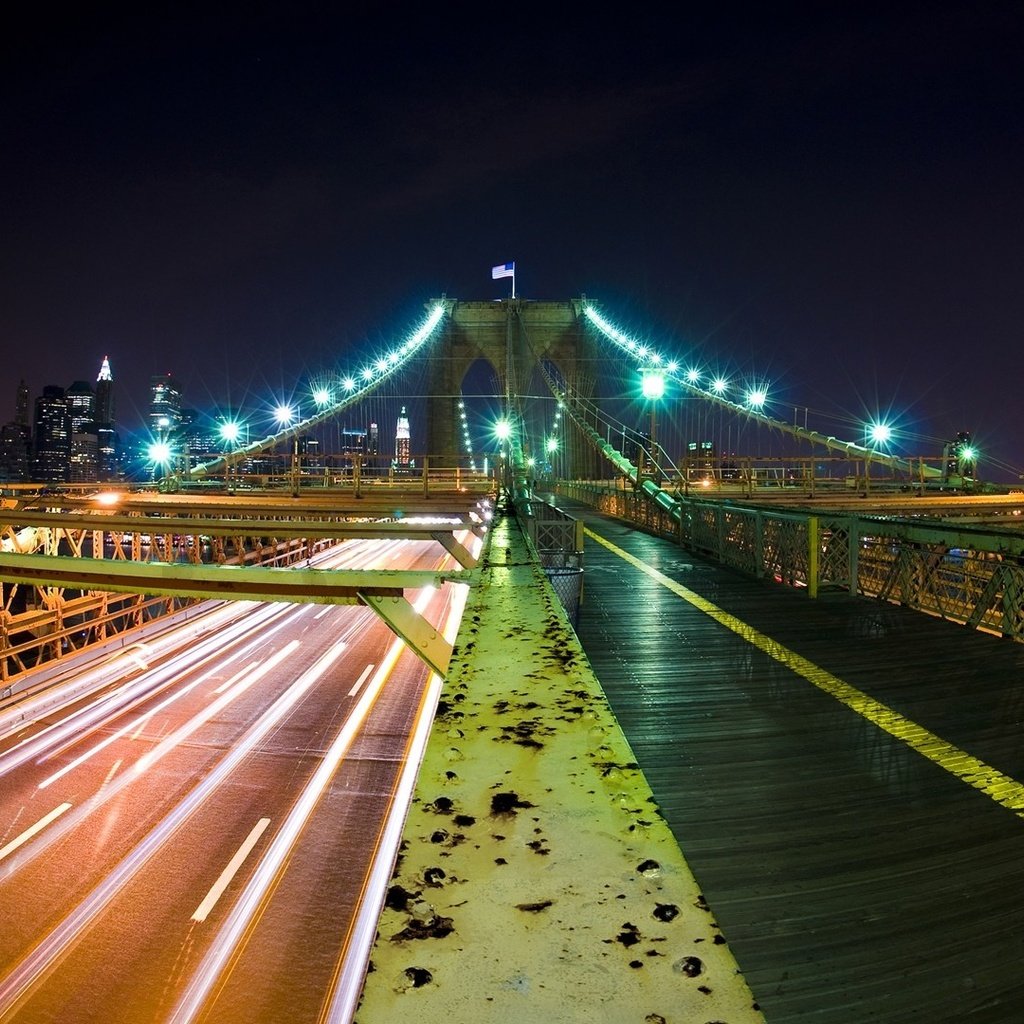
[347,664,375,697]
[0,803,72,862]
[191,818,271,923]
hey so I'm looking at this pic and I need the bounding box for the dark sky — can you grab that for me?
[3,4,1023,479]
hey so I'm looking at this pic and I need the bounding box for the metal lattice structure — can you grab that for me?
[559,481,1024,642]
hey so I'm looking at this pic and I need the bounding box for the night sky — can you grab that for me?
[3,4,1023,479]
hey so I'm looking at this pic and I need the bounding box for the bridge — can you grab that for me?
[1,298,1022,1023]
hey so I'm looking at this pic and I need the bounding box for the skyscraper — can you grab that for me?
[0,380,32,482]
[95,356,115,427]
[149,373,183,441]
[395,406,410,468]
[33,386,70,484]
[93,357,119,482]
[15,380,29,427]
[66,380,98,483]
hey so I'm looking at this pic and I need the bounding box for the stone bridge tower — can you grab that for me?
[425,298,603,478]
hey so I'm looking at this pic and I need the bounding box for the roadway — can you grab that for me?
[0,536,473,1024]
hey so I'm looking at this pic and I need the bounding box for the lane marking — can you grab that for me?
[191,817,271,923]
[0,803,72,862]
[586,526,1024,817]
[348,663,375,697]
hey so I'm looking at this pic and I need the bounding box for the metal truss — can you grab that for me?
[0,494,492,688]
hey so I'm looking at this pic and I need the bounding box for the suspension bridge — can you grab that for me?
[1,297,1023,1024]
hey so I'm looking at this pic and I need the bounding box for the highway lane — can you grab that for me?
[0,533,475,1023]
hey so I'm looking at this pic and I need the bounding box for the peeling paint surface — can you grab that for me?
[355,514,765,1024]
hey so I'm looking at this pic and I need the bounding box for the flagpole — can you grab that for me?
[511,267,516,299]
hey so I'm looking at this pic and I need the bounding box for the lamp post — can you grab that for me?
[219,420,243,490]
[275,404,301,494]
[147,440,173,484]
[640,367,665,479]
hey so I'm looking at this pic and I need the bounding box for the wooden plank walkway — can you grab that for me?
[559,498,1024,1024]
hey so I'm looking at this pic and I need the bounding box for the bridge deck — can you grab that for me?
[559,498,1024,1023]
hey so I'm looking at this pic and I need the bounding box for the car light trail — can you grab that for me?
[37,634,300,790]
[0,803,71,863]
[323,575,471,1022]
[133,640,301,775]
[0,602,296,778]
[191,818,272,923]
[167,632,412,1024]
[0,635,353,1015]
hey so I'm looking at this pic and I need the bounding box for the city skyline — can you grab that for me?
[2,8,1023,478]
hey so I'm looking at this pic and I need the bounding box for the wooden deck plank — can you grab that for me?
[563,500,1024,1024]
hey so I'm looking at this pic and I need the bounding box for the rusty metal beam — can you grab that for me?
[0,509,484,542]
[0,553,476,675]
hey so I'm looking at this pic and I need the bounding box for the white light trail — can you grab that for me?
[0,634,353,1014]
[134,640,301,775]
[323,573,471,1022]
[0,601,294,778]
[167,633,411,1024]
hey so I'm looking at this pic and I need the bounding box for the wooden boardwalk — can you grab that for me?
[559,498,1024,1024]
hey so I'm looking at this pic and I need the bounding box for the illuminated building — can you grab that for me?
[0,380,31,482]
[150,373,183,441]
[395,406,411,468]
[33,385,70,483]
[95,356,115,426]
[66,380,98,483]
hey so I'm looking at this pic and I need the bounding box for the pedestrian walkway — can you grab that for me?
[559,498,1024,1024]
[356,510,765,1024]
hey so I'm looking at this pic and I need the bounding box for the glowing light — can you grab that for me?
[219,421,241,443]
[712,377,728,394]
[361,367,374,381]
[275,405,294,425]
[641,368,666,401]
[747,389,767,409]
[869,423,892,445]
[342,377,356,391]
[686,368,700,384]
[546,437,558,453]
[494,419,512,441]
[147,441,172,464]
[375,358,388,373]
[960,445,978,463]
[312,387,331,406]
[93,491,121,506]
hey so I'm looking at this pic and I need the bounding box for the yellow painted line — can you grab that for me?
[586,527,1024,816]
[0,803,72,862]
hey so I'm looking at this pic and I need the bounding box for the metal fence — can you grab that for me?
[518,500,585,626]
[558,481,1024,642]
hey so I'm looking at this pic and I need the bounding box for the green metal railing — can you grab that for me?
[559,481,1024,642]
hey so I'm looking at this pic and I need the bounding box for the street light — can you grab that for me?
[640,367,666,478]
[219,420,245,489]
[868,422,892,446]
[147,440,173,481]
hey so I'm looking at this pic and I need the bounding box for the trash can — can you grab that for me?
[543,565,584,627]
